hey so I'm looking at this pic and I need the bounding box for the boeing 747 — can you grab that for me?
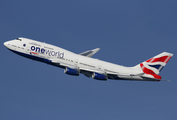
[4,37,173,82]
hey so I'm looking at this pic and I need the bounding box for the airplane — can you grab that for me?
[4,37,173,82]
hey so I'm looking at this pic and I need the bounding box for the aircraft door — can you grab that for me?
[75,59,79,66]
[98,65,102,70]
[98,65,105,73]
[26,48,31,54]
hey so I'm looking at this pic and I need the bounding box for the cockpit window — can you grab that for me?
[16,38,22,41]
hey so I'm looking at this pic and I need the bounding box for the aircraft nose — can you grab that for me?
[4,41,10,48]
[4,41,8,47]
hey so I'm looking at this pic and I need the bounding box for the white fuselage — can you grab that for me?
[5,37,156,81]
[4,38,139,72]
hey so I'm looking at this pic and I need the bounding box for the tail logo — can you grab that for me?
[140,54,172,79]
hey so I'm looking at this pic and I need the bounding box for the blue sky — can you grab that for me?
[1,0,177,120]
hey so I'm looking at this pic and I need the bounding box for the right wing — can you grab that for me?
[79,48,100,57]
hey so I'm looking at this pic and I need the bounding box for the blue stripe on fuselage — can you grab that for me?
[9,49,64,68]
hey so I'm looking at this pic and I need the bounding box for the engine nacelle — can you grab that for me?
[92,72,107,80]
[64,67,80,76]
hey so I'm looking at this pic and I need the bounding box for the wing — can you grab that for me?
[79,48,100,57]
[79,67,143,80]
[80,67,170,82]
[50,59,170,82]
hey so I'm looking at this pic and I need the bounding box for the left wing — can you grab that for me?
[79,67,169,82]
[79,67,144,81]
[50,59,169,82]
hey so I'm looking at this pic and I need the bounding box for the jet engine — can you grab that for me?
[92,72,107,80]
[64,67,80,76]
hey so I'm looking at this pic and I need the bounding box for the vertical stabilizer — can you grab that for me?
[133,52,173,79]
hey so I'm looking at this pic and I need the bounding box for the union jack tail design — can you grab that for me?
[134,52,173,79]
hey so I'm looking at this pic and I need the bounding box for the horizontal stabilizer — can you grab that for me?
[141,76,171,82]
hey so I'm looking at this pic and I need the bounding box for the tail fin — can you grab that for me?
[134,52,173,79]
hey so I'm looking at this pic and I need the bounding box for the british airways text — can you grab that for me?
[31,46,64,58]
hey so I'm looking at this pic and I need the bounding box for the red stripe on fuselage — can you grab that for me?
[30,52,38,55]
